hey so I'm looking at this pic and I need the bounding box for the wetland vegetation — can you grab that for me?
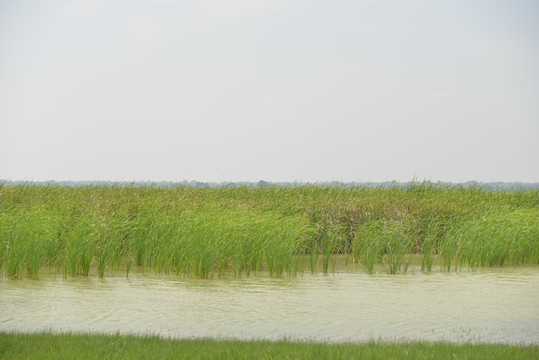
[1,182,537,279]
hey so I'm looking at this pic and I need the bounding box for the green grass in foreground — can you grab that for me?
[1,332,537,360]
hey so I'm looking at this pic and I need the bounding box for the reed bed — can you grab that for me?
[0,183,537,278]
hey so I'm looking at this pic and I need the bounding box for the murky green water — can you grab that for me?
[1,266,538,344]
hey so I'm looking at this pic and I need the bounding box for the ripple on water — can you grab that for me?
[1,266,538,344]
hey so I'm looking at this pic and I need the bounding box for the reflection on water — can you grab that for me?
[1,266,538,344]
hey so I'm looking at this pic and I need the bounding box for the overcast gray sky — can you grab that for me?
[1,0,538,183]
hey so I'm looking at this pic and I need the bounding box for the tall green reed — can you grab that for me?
[0,183,537,278]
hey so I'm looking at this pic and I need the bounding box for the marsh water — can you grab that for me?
[1,265,538,344]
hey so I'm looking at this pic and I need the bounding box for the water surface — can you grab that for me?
[1,266,538,344]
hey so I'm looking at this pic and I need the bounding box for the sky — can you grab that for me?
[1,0,538,183]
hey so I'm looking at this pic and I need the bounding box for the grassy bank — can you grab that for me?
[1,332,537,360]
[1,183,537,278]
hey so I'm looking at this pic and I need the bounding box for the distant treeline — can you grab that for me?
[1,179,538,190]
[1,183,538,279]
